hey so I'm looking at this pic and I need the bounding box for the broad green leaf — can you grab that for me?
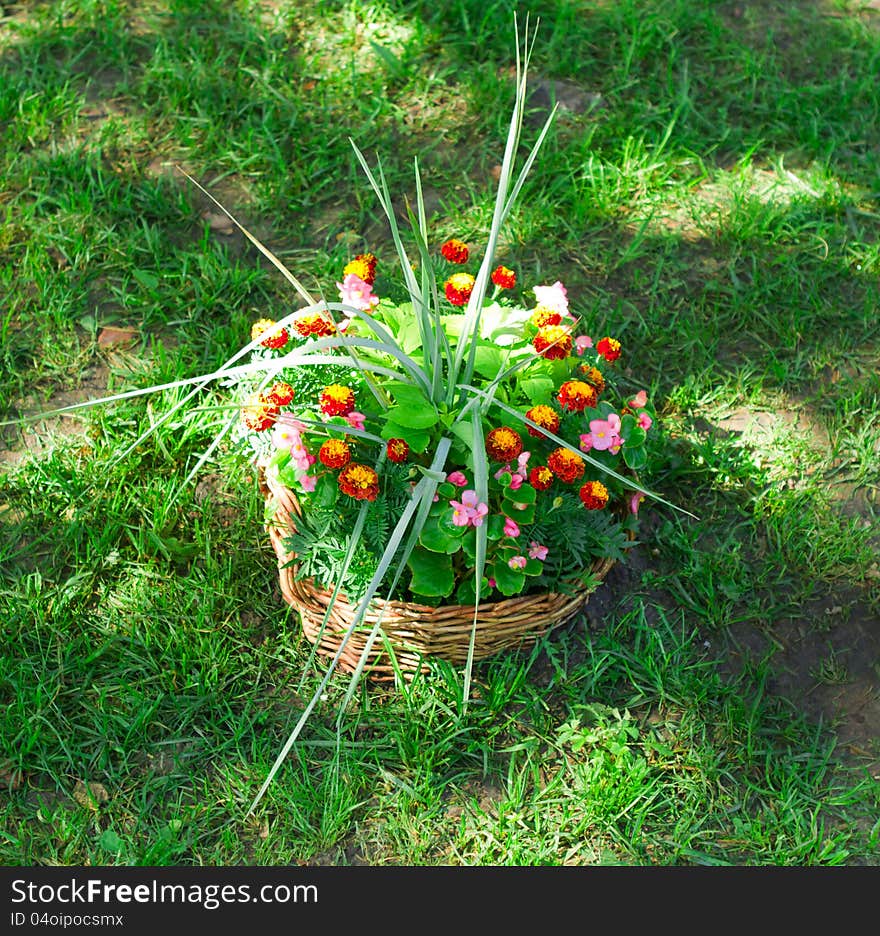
[504,482,535,504]
[518,374,555,406]
[524,558,543,576]
[502,498,535,524]
[384,403,438,430]
[380,421,431,453]
[472,345,505,380]
[623,444,648,471]
[487,514,506,540]
[419,517,464,554]
[407,547,455,597]
[491,559,526,597]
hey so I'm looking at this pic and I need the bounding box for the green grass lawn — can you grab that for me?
[1,0,879,866]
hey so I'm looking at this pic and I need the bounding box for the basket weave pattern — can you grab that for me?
[261,467,616,681]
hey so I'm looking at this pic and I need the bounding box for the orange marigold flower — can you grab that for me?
[292,311,336,338]
[338,463,380,501]
[579,365,606,393]
[558,380,598,413]
[251,318,289,350]
[596,336,621,362]
[444,272,475,306]
[318,438,351,469]
[530,306,562,329]
[386,438,410,464]
[547,447,585,484]
[525,405,560,439]
[319,384,356,416]
[579,480,610,510]
[440,238,469,264]
[491,265,516,289]
[529,465,554,491]
[266,382,295,406]
[485,427,523,462]
[533,325,572,361]
[241,393,279,432]
[343,252,378,285]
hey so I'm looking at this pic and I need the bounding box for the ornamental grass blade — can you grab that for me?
[247,439,452,817]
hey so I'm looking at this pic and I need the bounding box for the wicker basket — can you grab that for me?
[260,466,617,681]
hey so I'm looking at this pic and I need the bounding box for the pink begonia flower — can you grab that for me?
[272,425,299,450]
[630,492,645,515]
[503,517,520,538]
[290,438,314,471]
[344,411,366,431]
[575,335,594,355]
[488,578,496,588]
[533,281,569,316]
[336,272,379,312]
[507,474,524,491]
[579,433,594,453]
[528,541,548,561]
[508,555,527,570]
[450,490,489,527]
[590,413,622,452]
[447,471,468,487]
[638,412,653,431]
[628,390,648,409]
[496,451,531,489]
[299,473,318,493]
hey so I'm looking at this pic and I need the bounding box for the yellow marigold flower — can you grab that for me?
[558,380,597,413]
[485,427,523,462]
[444,272,475,306]
[343,252,378,285]
[530,305,562,329]
[292,311,336,338]
[338,463,380,501]
[547,447,585,484]
[579,480,609,510]
[532,325,572,361]
[525,405,560,439]
[318,438,351,469]
[440,239,469,264]
[319,384,356,416]
[241,393,279,432]
[579,365,606,393]
[251,318,289,349]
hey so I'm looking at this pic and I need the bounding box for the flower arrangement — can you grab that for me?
[237,247,656,609]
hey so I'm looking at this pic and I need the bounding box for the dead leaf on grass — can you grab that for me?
[73,780,110,810]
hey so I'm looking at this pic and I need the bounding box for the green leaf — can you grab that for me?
[623,444,648,471]
[472,345,505,380]
[407,547,455,597]
[622,424,647,448]
[99,829,124,854]
[524,558,543,576]
[419,517,464,554]
[502,497,535,524]
[314,472,339,507]
[380,421,431,453]
[384,403,438,430]
[491,559,526,597]
[518,374,555,406]
[487,514,506,540]
[456,575,491,605]
[504,482,535,504]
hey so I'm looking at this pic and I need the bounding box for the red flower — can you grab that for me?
[343,252,378,285]
[319,384,356,416]
[440,239,469,264]
[338,463,380,501]
[525,405,560,439]
[292,312,336,338]
[241,393,279,432]
[491,265,516,289]
[532,325,572,361]
[386,438,410,463]
[547,447,585,484]
[251,318,289,350]
[528,466,554,491]
[266,382,294,406]
[579,480,609,510]
[318,439,351,469]
[444,272,475,306]
[485,427,523,462]
[530,307,562,329]
[558,380,597,413]
[596,336,621,362]
[579,365,606,393]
